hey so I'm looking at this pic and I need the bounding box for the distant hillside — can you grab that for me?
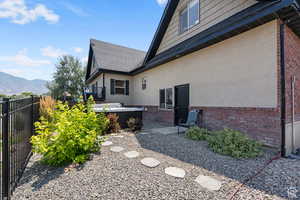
[0,72,48,95]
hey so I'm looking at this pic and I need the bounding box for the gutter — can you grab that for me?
[280,23,286,157]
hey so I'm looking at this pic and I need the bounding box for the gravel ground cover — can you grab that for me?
[12,123,300,200]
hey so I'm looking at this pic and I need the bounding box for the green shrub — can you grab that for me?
[106,113,121,133]
[186,126,210,141]
[206,128,263,158]
[31,97,108,166]
[127,117,142,131]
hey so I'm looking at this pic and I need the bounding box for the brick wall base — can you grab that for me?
[139,105,281,148]
[192,107,281,147]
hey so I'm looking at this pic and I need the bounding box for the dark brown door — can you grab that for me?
[174,84,190,125]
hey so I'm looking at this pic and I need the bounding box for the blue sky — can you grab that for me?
[0,0,167,80]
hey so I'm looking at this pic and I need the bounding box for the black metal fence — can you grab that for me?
[0,96,40,200]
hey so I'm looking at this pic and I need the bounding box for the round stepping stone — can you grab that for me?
[141,157,160,168]
[195,175,222,191]
[165,167,186,178]
[113,135,124,138]
[124,151,139,158]
[110,146,124,153]
[102,141,113,146]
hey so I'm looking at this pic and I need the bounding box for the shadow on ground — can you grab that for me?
[17,155,85,192]
[136,122,299,199]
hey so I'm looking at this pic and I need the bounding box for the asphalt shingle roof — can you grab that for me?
[91,39,146,72]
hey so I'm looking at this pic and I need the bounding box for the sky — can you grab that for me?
[0,0,167,81]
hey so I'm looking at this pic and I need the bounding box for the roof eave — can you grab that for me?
[132,0,300,75]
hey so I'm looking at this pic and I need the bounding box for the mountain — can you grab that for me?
[0,72,48,95]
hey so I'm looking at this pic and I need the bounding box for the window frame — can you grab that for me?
[114,80,126,95]
[159,88,173,110]
[179,0,200,34]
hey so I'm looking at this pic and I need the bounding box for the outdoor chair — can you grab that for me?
[177,110,199,134]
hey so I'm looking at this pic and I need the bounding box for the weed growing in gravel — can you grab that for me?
[31,97,108,166]
[185,127,263,158]
[185,127,210,141]
[206,129,263,158]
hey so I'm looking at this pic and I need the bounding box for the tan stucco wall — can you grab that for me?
[133,20,278,108]
[157,0,257,54]
[91,73,133,105]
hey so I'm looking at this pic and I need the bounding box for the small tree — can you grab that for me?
[47,55,85,99]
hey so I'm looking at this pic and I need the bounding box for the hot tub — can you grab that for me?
[93,103,144,129]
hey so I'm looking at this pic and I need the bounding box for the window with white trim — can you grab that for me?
[179,0,200,34]
[159,88,173,109]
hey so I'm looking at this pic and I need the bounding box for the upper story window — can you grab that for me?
[179,0,200,34]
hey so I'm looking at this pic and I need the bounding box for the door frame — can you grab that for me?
[174,84,190,125]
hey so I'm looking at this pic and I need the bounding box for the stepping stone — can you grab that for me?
[141,157,160,168]
[124,151,139,158]
[195,175,222,191]
[110,146,124,153]
[139,132,149,135]
[113,135,124,138]
[165,167,186,178]
[102,141,113,146]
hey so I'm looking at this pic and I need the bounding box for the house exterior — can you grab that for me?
[85,0,300,156]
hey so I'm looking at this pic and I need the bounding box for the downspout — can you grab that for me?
[280,23,286,157]
[292,75,296,153]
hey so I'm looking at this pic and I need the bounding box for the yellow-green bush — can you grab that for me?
[31,97,108,166]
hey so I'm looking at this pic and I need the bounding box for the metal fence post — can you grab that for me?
[31,95,34,135]
[2,98,10,200]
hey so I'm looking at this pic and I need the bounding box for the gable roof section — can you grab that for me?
[132,0,300,74]
[143,0,180,65]
[91,39,146,72]
[86,39,146,82]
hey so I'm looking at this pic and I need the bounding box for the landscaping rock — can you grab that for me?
[124,151,140,158]
[195,175,222,191]
[102,141,113,146]
[110,146,124,153]
[165,167,186,178]
[141,157,160,168]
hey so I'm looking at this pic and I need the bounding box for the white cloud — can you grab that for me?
[0,49,51,67]
[41,46,66,58]
[156,0,168,6]
[73,47,83,53]
[61,2,89,17]
[0,0,59,24]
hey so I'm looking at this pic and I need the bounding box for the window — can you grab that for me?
[142,77,147,90]
[115,80,126,95]
[180,0,199,34]
[159,88,173,109]
[111,79,129,96]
